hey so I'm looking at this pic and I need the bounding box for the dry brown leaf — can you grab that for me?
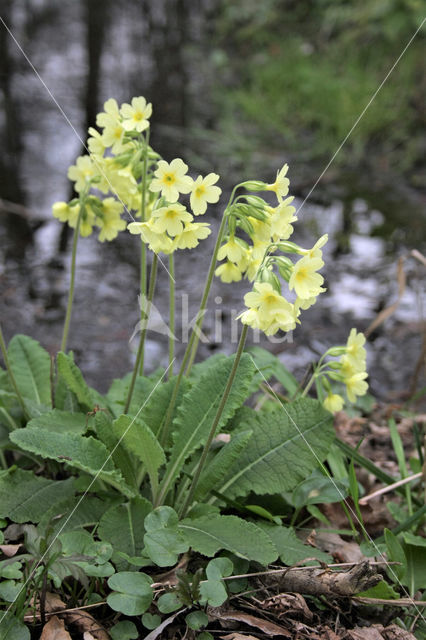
[382,625,417,640]
[83,633,96,640]
[0,544,21,557]
[39,615,71,640]
[209,608,291,637]
[221,635,260,640]
[263,592,313,621]
[42,593,109,640]
[322,627,341,640]
[346,626,385,640]
[314,532,363,565]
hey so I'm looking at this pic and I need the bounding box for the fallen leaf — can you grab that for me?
[383,625,417,640]
[84,633,96,640]
[39,615,71,640]
[221,635,260,639]
[322,627,341,640]
[262,592,313,621]
[0,544,21,557]
[209,608,291,637]
[346,627,384,640]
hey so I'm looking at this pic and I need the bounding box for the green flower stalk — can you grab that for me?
[179,323,249,517]
[168,253,175,378]
[124,253,159,414]
[60,203,83,352]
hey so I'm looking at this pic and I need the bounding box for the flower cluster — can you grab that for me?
[52,97,220,251]
[127,158,221,254]
[214,163,327,335]
[320,328,369,412]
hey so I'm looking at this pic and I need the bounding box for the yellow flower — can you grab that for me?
[174,222,211,250]
[266,163,290,200]
[268,197,297,240]
[87,127,105,157]
[345,328,367,370]
[151,203,193,237]
[294,296,317,314]
[67,156,97,193]
[120,96,152,133]
[190,173,221,215]
[96,99,127,154]
[323,393,344,413]
[149,158,193,203]
[215,261,242,283]
[239,308,263,330]
[305,234,328,259]
[248,217,271,244]
[289,255,325,299]
[239,282,296,335]
[96,198,126,242]
[68,204,95,237]
[128,221,174,254]
[217,236,248,263]
[344,371,368,403]
[52,202,78,225]
[96,98,120,126]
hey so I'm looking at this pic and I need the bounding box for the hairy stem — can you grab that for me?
[168,252,175,378]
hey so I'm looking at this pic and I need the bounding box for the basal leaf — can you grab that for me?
[257,523,332,565]
[56,351,94,409]
[10,428,135,497]
[180,515,277,565]
[107,375,155,418]
[0,611,30,640]
[217,398,334,499]
[0,469,75,523]
[159,354,255,500]
[98,497,152,563]
[144,506,189,567]
[113,415,165,495]
[107,571,153,615]
[27,409,87,435]
[138,376,191,440]
[8,334,51,407]
[195,430,252,500]
[95,412,138,489]
[247,346,299,395]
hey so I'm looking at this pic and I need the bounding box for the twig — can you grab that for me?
[359,472,423,505]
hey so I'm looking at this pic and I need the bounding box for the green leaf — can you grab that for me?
[180,515,277,564]
[217,398,334,499]
[138,376,190,439]
[384,529,406,582]
[160,354,255,500]
[195,430,252,500]
[185,611,209,631]
[357,580,400,599]
[0,612,30,640]
[110,620,139,640]
[107,375,154,418]
[10,428,135,497]
[98,497,152,564]
[199,579,228,607]
[107,571,153,615]
[52,496,111,534]
[258,524,332,565]
[113,415,165,494]
[142,613,162,629]
[401,534,426,592]
[27,409,87,435]
[95,412,137,489]
[0,469,75,523]
[205,557,233,581]
[0,562,23,580]
[56,351,93,409]
[0,580,21,602]
[144,507,189,567]
[8,335,52,408]
[247,346,299,395]
[157,592,183,613]
[292,470,348,508]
